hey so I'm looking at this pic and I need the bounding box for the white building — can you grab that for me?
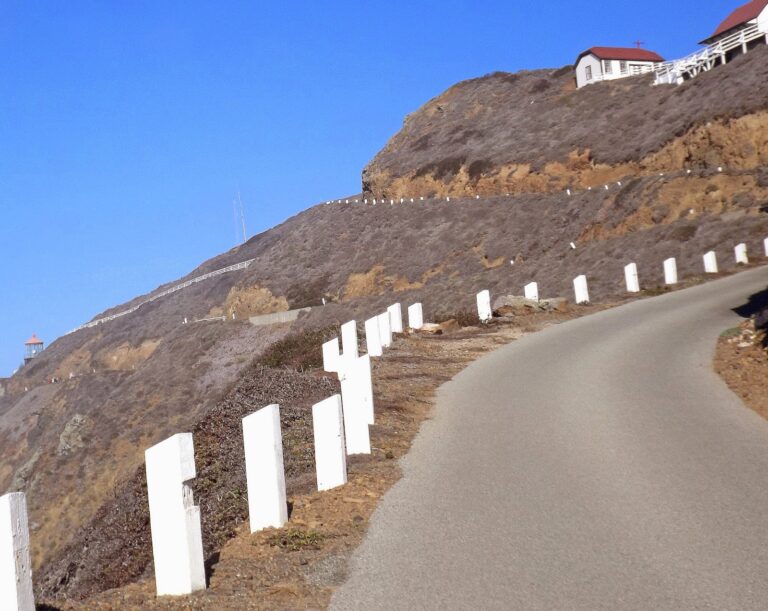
[574,47,665,88]
[655,0,768,85]
[702,0,768,45]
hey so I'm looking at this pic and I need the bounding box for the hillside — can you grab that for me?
[2,47,768,605]
[363,45,768,197]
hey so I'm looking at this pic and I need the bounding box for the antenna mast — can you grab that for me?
[232,192,248,246]
[236,191,247,244]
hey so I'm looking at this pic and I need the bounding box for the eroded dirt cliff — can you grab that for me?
[363,46,768,198]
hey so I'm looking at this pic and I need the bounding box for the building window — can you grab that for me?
[604,60,612,74]
[585,65,593,81]
[620,60,628,74]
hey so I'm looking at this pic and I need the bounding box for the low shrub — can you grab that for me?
[266,529,326,551]
[257,326,338,371]
[434,309,481,327]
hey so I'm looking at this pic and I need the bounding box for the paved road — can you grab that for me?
[331,267,768,610]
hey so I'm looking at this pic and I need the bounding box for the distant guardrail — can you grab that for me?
[64,259,255,336]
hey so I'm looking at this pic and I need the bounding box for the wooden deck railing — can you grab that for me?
[654,23,766,85]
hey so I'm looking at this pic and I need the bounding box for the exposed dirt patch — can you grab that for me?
[97,339,161,371]
[220,285,290,319]
[578,173,768,242]
[342,265,387,299]
[715,315,768,421]
[473,245,506,269]
[53,341,97,380]
[343,264,444,299]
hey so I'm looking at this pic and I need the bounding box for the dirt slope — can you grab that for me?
[363,45,768,197]
[2,43,768,605]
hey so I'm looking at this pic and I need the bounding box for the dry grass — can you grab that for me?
[365,45,768,186]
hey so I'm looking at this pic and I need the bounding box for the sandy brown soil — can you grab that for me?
[53,308,602,610]
[363,45,768,198]
[715,315,768,421]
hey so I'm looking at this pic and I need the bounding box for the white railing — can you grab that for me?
[654,23,765,85]
[64,259,255,335]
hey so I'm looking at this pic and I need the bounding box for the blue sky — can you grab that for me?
[0,1,739,375]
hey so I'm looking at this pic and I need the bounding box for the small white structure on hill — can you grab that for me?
[655,0,768,84]
[575,47,665,88]
[701,0,768,47]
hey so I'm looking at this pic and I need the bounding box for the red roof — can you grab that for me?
[577,47,665,63]
[25,333,43,345]
[705,0,768,42]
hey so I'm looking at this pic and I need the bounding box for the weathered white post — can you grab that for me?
[573,275,590,304]
[408,303,424,330]
[322,337,341,373]
[735,243,749,264]
[364,317,383,357]
[387,303,404,333]
[763,237,768,257]
[378,312,392,348]
[0,492,34,611]
[663,258,678,285]
[703,251,718,273]
[476,290,492,322]
[340,320,359,361]
[312,395,348,491]
[339,355,374,454]
[145,433,206,597]
[242,405,288,533]
[624,263,640,293]
[524,282,539,302]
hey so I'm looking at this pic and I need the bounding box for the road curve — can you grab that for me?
[331,267,768,610]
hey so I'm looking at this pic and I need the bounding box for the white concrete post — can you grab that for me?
[408,303,424,330]
[624,263,640,293]
[664,258,678,285]
[365,317,383,357]
[145,433,206,597]
[0,493,34,611]
[312,395,348,491]
[340,320,359,361]
[339,355,374,454]
[378,312,392,348]
[387,303,404,334]
[735,243,748,264]
[476,290,492,322]
[573,275,590,304]
[524,282,539,302]
[763,238,768,257]
[322,337,341,373]
[242,405,288,533]
[703,251,718,274]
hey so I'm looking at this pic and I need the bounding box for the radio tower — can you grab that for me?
[233,191,247,245]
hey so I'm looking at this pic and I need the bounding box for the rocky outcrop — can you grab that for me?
[492,296,569,316]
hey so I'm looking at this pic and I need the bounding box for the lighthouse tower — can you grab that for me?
[24,334,44,365]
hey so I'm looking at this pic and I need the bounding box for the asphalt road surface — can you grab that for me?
[331,267,768,610]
